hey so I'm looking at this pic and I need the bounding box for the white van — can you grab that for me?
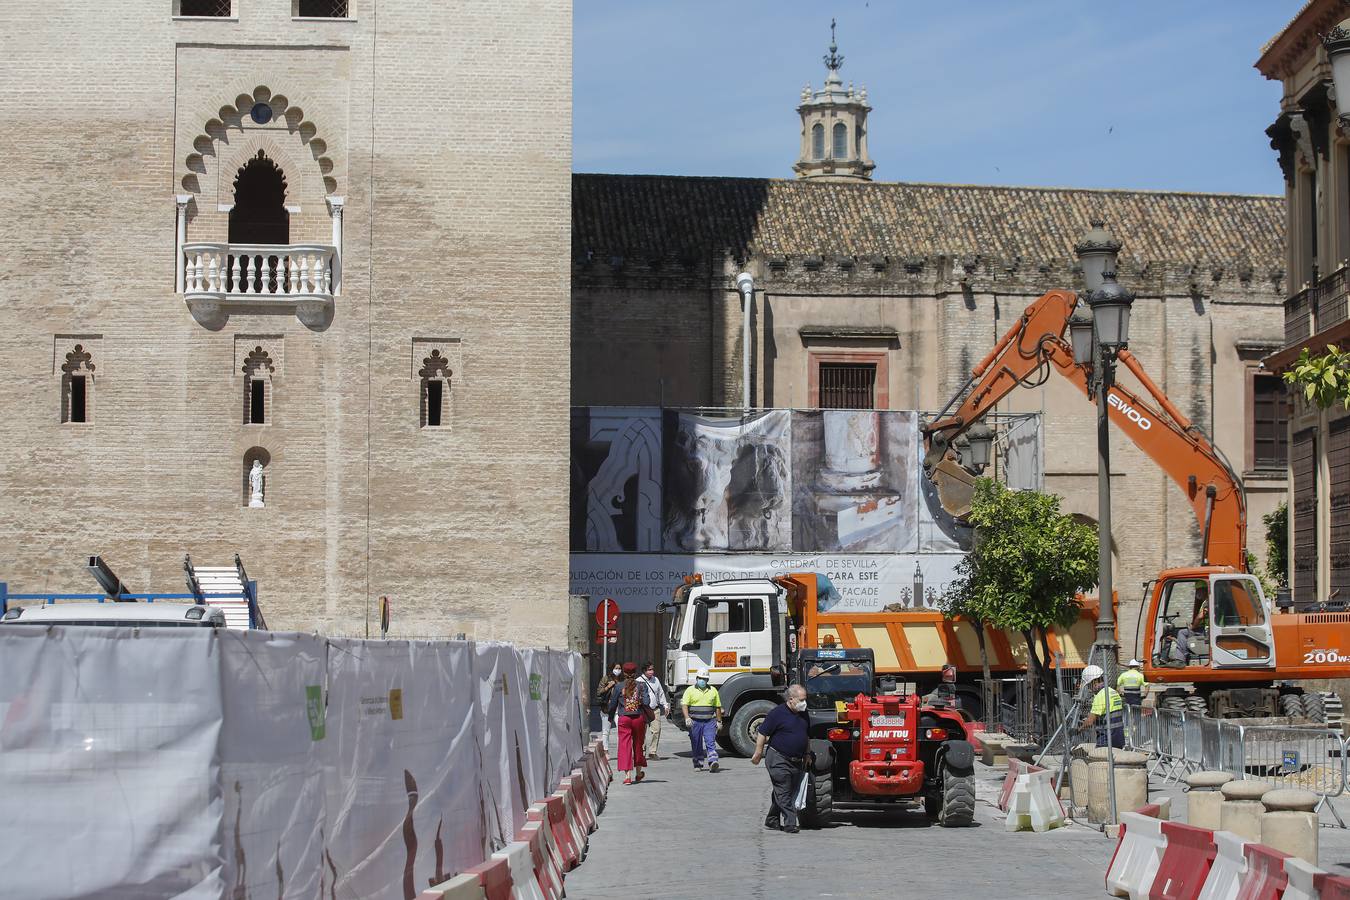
[0,602,227,628]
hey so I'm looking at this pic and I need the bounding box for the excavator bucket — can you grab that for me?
[930,458,977,519]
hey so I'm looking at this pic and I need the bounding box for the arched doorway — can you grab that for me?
[229,151,289,244]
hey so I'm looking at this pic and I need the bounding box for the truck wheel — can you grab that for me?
[800,771,833,829]
[1303,693,1326,723]
[728,700,777,758]
[936,763,975,828]
[1280,693,1303,718]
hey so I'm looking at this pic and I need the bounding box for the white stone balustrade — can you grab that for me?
[181,242,336,327]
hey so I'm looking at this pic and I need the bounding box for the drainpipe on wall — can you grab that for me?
[736,272,755,410]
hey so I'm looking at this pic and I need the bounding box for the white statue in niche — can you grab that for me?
[248,460,265,508]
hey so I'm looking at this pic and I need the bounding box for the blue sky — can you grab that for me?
[574,1,1297,195]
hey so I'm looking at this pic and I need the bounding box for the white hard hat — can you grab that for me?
[1081,664,1104,683]
[1128,658,1142,668]
[695,667,710,679]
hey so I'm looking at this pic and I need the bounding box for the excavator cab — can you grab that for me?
[1149,572,1275,672]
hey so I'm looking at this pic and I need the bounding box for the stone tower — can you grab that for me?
[794,20,875,181]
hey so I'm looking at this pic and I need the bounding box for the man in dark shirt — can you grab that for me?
[751,684,810,833]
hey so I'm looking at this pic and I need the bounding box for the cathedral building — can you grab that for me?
[0,1,573,643]
[571,30,1288,650]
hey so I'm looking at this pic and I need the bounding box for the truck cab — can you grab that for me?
[663,577,789,757]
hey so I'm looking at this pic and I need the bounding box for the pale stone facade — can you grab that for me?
[572,176,1287,653]
[1259,0,1350,607]
[0,1,573,644]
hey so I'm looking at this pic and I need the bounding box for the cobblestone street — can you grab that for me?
[565,726,1116,900]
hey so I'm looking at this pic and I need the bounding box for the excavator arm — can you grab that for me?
[923,290,1248,572]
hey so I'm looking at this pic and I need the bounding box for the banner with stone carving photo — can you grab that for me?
[662,409,793,552]
[791,409,919,552]
[570,408,663,552]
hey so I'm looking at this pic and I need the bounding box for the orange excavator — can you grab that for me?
[923,289,1345,720]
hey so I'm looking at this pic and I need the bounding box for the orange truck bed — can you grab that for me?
[778,573,1101,675]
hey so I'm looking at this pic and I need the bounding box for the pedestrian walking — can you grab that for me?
[681,666,722,772]
[1079,664,1125,748]
[1117,658,1146,707]
[638,661,670,760]
[751,684,810,833]
[606,661,653,785]
[597,663,621,746]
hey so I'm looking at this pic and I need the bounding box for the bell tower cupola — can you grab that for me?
[794,19,875,182]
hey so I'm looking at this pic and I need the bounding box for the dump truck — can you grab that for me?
[662,570,1098,756]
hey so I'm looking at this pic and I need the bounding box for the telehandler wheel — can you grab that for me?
[1303,692,1326,724]
[728,700,777,758]
[936,763,975,828]
[800,771,833,829]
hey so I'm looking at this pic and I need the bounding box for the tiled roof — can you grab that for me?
[572,174,1284,271]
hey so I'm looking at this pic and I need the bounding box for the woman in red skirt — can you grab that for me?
[606,661,651,784]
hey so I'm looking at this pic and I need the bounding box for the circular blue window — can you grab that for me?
[249,102,273,124]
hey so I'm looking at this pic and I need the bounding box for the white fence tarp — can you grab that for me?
[220,630,327,899]
[0,628,585,900]
[0,628,225,899]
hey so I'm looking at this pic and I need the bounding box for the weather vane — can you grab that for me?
[824,18,844,72]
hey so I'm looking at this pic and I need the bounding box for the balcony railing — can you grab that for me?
[181,242,336,327]
[1286,267,1350,348]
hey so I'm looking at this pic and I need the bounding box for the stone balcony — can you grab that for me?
[181,242,337,328]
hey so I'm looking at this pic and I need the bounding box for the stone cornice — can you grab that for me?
[1256,0,1350,82]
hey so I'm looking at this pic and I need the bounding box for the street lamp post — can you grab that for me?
[736,273,755,410]
[1073,220,1132,694]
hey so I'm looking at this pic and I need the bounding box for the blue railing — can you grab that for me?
[1,581,264,628]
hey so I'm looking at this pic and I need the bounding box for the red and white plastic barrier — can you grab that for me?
[518,822,563,900]
[998,758,1045,812]
[1105,811,1167,899]
[418,873,487,899]
[490,841,545,900]
[1103,809,1350,900]
[458,857,514,900]
[422,737,615,900]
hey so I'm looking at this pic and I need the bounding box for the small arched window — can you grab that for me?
[833,122,848,159]
[61,344,95,424]
[241,346,274,425]
[811,124,825,160]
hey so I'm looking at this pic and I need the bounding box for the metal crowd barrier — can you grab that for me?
[1123,705,1347,827]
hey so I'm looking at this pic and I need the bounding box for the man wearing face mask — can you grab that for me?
[597,664,621,745]
[751,684,810,833]
[681,667,723,772]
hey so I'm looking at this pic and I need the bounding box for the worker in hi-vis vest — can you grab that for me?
[1079,664,1125,748]
[1117,659,1147,707]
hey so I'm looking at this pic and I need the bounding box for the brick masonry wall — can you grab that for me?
[0,0,572,645]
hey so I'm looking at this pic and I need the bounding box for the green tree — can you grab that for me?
[938,479,1098,732]
[1263,501,1288,590]
[1283,346,1350,409]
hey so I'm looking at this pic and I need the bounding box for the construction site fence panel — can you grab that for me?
[0,627,587,899]
[1122,705,1347,817]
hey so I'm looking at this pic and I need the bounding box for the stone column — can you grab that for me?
[1087,747,1148,823]
[175,194,191,294]
[326,195,344,295]
[1261,788,1320,864]
[1183,771,1234,830]
[1219,779,1269,841]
